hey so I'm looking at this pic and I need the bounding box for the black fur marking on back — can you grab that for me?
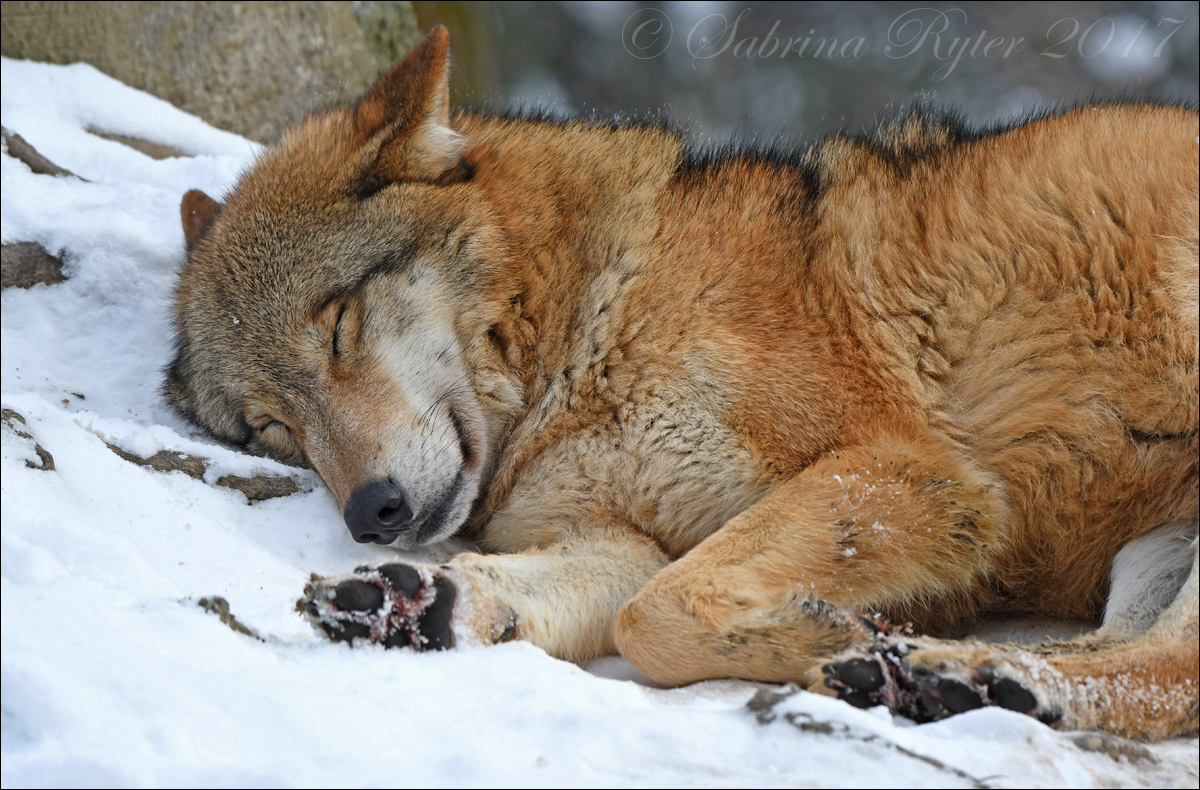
[467,102,681,133]
[672,96,1195,215]
[675,134,826,207]
[676,95,1195,175]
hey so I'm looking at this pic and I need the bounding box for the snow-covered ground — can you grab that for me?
[2,57,1197,788]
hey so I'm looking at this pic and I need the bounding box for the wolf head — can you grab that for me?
[166,27,521,548]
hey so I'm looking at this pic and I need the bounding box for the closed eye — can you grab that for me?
[332,303,346,357]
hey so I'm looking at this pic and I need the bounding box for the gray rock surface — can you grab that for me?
[90,130,186,160]
[1,242,66,289]
[104,441,308,502]
[1,1,420,141]
[1,128,74,289]
[1,408,55,470]
[2,125,77,176]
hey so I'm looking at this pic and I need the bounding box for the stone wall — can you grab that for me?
[1,1,420,141]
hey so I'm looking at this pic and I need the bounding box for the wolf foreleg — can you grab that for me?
[613,435,1008,687]
[300,526,668,663]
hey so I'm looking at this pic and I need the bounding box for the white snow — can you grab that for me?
[2,57,1197,788]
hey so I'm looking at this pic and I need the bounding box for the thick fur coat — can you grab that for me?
[168,28,1199,739]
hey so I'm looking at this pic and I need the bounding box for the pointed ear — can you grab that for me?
[354,25,465,185]
[181,189,222,252]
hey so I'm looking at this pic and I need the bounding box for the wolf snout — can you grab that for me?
[343,480,414,544]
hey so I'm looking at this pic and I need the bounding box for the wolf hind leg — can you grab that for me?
[1099,520,1197,640]
[827,524,1199,739]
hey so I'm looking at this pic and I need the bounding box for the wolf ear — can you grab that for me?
[181,189,223,252]
[353,24,465,186]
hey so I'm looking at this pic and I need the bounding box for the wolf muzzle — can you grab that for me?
[343,480,414,544]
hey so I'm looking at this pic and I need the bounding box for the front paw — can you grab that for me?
[298,563,456,650]
[823,639,1053,724]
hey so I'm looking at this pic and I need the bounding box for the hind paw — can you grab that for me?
[298,563,456,650]
[823,638,1053,724]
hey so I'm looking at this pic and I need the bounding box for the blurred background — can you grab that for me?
[3,1,1197,143]
[418,1,1199,142]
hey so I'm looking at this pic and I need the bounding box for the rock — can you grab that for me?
[216,472,303,502]
[0,128,73,290]
[103,441,305,502]
[197,596,262,640]
[1,125,77,176]
[88,130,186,160]
[1,408,55,470]
[105,443,208,478]
[1,1,420,141]
[1,242,66,289]
[350,1,421,74]
[745,683,801,724]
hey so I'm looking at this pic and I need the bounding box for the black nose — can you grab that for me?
[343,480,413,544]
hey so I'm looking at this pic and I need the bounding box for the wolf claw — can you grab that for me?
[299,563,456,650]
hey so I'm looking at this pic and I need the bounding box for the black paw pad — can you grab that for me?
[379,563,422,598]
[300,564,457,651]
[826,645,1048,727]
[415,576,456,650]
[991,678,1037,714]
[827,658,886,692]
[333,580,384,613]
[322,620,372,642]
[919,677,985,719]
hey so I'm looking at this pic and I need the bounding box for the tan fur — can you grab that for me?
[168,28,1199,740]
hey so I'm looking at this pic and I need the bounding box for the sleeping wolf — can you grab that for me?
[167,27,1198,739]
